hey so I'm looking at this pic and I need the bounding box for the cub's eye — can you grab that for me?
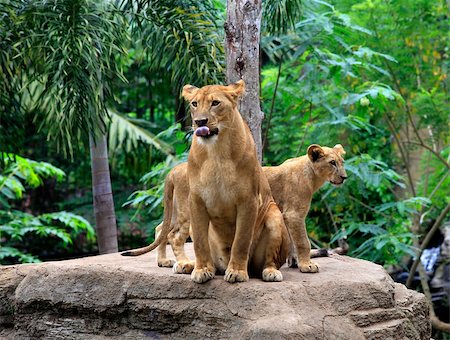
[191,101,197,107]
[330,160,336,166]
[211,100,220,107]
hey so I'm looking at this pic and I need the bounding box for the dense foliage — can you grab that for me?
[0,0,448,333]
[0,153,94,263]
[259,0,444,266]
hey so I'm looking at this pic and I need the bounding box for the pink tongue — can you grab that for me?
[195,126,210,136]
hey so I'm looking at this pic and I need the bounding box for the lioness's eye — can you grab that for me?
[192,101,197,107]
[211,100,220,107]
[330,160,336,166]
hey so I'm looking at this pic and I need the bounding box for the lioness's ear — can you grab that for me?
[307,144,325,162]
[182,84,198,102]
[333,144,346,156]
[228,79,245,99]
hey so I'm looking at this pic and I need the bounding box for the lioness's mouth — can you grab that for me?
[195,126,219,139]
[330,180,344,186]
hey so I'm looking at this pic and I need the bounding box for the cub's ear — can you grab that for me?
[307,144,325,162]
[228,79,245,99]
[333,144,346,156]
[182,84,198,101]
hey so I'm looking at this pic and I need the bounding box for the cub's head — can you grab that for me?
[182,80,245,142]
[307,144,348,185]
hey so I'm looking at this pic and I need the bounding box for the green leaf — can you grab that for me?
[108,109,174,156]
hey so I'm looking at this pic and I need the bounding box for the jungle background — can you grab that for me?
[0,0,449,337]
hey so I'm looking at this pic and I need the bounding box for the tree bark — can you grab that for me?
[225,0,263,163]
[89,133,118,254]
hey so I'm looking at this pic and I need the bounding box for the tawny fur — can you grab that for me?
[122,144,347,275]
[264,144,347,271]
[121,164,194,273]
[185,80,289,283]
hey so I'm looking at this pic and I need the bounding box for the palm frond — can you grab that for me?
[18,0,129,156]
[121,0,225,88]
[108,109,174,157]
[0,1,25,155]
[262,0,303,35]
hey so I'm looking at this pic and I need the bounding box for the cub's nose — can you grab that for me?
[194,118,208,127]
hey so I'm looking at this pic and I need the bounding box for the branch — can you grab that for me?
[406,202,450,287]
[381,38,449,170]
[419,171,450,224]
[295,101,313,157]
[428,172,449,201]
[384,114,416,196]
[417,264,450,333]
[422,151,431,197]
[323,197,347,251]
[370,11,449,174]
[403,140,450,170]
[348,194,392,219]
[262,60,282,155]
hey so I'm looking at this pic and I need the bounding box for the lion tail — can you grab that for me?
[121,170,176,257]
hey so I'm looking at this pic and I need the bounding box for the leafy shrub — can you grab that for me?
[0,153,94,264]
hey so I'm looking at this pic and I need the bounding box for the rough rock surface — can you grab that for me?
[0,244,430,339]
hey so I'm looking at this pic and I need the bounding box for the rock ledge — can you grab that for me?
[0,244,430,339]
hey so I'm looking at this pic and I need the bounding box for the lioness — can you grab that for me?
[123,144,347,275]
[185,80,290,283]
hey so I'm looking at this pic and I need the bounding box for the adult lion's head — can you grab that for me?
[182,80,245,142]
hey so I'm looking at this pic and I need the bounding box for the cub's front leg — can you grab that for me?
[189,194,216,283]
[155,224,176,267]
[284,211,319,273]
[171,220,195,274]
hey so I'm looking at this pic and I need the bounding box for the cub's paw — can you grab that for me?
[287,255,298,268]
[262,268,283,282]
[224,268,249,283]
[191,267,215,283]
[158,259,175,268]
[299,260,319,273]
[173,260,195,274]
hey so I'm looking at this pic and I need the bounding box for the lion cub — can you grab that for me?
[264,144,347,271]
[122,144,347,275]
[183,80,289,284]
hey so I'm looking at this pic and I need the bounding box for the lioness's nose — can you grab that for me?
[194,118,208,127]
[341,175,348,180]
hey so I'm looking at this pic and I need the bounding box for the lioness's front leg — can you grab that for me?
[285,211,319,273]
[251,204,288,282]
[225,200,257,283]
[189,194,216,283]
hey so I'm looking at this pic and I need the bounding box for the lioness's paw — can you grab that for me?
[191,267,215,283]
[299,260,319,273]
[173,260,195,274]
[158,259,176,268]
[287,255,298,268]
[224,268,249,283]
[262,268,283,282]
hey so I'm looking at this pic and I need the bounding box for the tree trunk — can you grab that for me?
[225,0,263,163]
[175,93,188,129]
[89,133,118,254]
